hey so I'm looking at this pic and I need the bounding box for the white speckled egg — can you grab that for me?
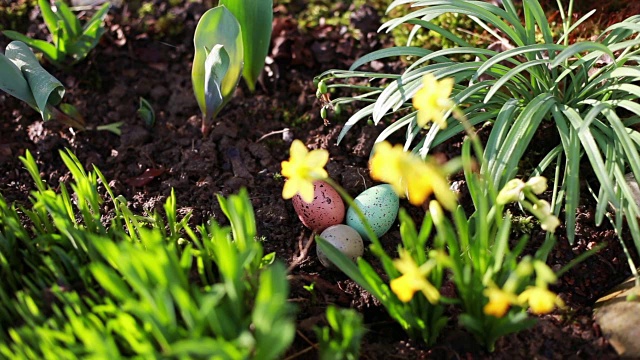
[346,184,399,240]
[292,180,345,232]
[317,224,364,268]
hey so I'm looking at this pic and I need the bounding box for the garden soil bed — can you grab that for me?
[1,0,639,358]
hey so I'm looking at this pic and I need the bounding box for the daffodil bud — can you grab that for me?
[496,179,525,205]
[533,260,557,285]
[318,80,328,94]
[525,176,547,194]
[429,200,445,226]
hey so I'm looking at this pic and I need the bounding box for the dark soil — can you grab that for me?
[1,0,639,358]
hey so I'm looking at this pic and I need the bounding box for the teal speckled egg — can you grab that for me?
[346,184,399,240]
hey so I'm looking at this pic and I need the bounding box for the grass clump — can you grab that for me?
[0,150,295,359]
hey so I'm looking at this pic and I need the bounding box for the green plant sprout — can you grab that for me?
[0,40,65,122]
[192,2,274,135]
[137,96,156,128]
[0,40,121,134]
[192,5,243,135]
[315,306,366,360]
[3,0,110,68]
[315,0,640,265]
[0,150,295,358]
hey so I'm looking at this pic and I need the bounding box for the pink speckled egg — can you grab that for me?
[292,180,345,232]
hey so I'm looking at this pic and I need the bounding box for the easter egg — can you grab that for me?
[346,184,399,240]
[317,224,364,268]
[292,180,345,232]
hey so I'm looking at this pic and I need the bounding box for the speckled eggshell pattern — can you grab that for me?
[346,184,399,240]
[292,180,345,232]
[317,224,364,269]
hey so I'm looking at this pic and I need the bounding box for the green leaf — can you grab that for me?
[137,97,155,128]
[83,2,111,33]
[54,0,82,37]
[2,30,60,63]
[38,0,61,44]
[203,44,230,120]
[0,48,36,108]
[4,41,65,120]
[68,2,110,63]
[192,5,243,120]
[220,0,272,92]
[316,237,372,293]
[252,262,295,360]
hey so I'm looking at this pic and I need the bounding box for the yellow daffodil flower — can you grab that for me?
[390,249,440,304]
[518,286,564,314]
[412,73,454,129]
[281,140,329,203]
[483,286,519,318]
[369,141,457,210]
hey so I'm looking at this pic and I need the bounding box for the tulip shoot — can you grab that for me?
[192,6,243,134]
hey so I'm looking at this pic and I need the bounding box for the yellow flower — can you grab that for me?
[369,142,457,210]
[518,286,564,314]
[281,140,329,203]
[483,286,519,318]
[412,74,454,129]
[390,249,440,304]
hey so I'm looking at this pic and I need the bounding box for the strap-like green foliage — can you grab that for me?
[315,306,365,360]
[0,150,295,359]
[2,0,110,67]
[192,5,243,122]
[0,41,64,120]
[220,0,273,92]
[317,0,640,252]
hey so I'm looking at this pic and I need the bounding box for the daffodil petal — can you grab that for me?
[282,178,301,200]
[390,275,418,303]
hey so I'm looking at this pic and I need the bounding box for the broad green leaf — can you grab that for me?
[1,31,60,62]
[137,97,155,127]
[0,49,36,108]
[220,0,272,92]
[203,44,230,120]
[192,5,243,120]
[68,2,110,62]
[4,41,64,120]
